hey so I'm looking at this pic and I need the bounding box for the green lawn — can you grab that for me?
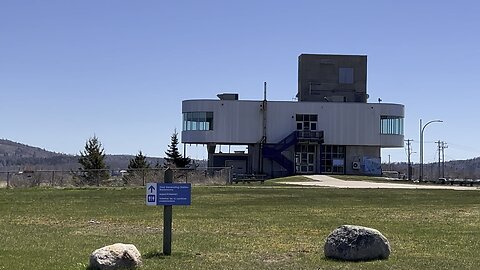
[0,185,479,269]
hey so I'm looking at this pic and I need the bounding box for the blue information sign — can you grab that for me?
[146,183,191,206]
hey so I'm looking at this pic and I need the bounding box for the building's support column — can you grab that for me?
[207,144,216,168]
[248,144,260,174]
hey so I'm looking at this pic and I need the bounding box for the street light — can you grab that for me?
[419,119,443,182]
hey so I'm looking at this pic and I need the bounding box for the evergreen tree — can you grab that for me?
[78,135,108,185]
[164,131,191,168]
[124,151,150,185]
[128,151,150,170]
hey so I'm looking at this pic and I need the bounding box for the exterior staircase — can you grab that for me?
[262,131,324,175]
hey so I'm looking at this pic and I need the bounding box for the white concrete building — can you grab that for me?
[181,54,404,177]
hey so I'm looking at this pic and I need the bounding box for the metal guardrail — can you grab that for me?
[297,130,324,140]
[438,178,480,187]
[0,167,232,188]
[231,174,267,184]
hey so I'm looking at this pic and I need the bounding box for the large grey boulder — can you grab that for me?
[89,243,142,270]
[324,225,391,261]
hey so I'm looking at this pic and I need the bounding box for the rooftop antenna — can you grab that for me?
[263,81,267,101]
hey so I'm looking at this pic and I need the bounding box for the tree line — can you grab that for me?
[78,131,191,185]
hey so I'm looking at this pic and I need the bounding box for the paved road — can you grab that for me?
[280,175,479,190]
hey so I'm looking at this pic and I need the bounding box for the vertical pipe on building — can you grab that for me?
[259,82,267,174]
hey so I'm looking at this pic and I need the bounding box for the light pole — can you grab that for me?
[419,119,443,182]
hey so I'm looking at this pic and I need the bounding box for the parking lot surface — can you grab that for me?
[280,175,478,190]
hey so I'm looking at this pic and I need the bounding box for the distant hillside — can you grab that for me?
[105,155,165,170]
[0,139,63,158]
[0,139,164,171]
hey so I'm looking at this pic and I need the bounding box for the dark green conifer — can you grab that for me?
[164,131,191,168]
[78,135,108,185]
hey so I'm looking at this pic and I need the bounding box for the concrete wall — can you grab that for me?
[182,99,263,144]
[182,99,404,148]
[345,146,381,175]
[298,54,367,102]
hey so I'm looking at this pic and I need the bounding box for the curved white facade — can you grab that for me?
[182,99,404,147]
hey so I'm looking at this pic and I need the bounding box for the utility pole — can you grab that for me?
[405,139,413,181]
[441,141,448,178]
[388,155,391,171]
[436,140,442,180]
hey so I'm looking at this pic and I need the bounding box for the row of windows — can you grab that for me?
[183,112,214,131]
[297,122,317,131]
[381,116,404,135]
[296,114,318,122]
[296,114,318,131]
[321,145,346,174]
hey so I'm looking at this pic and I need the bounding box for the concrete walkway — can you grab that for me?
[280,175,479,190]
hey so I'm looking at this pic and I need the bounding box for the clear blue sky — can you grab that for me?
[1,0,479,163]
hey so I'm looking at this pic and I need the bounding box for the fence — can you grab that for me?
[0,167,232,188]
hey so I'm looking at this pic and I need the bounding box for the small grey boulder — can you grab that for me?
[324,225,391,261]
[89,243,142,270]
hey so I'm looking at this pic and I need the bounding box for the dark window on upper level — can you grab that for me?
[339,67,354,84]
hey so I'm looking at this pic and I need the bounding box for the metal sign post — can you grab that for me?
[163,169,173,255]
[146,168,191,256]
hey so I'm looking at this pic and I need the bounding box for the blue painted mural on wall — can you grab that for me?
[362,157,382,175]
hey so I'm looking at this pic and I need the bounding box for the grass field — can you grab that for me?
[1,183,480,269]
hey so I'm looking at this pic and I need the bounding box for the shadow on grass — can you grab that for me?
[84,251,167,270]
[144,250,169,260]
[322,256,390,263]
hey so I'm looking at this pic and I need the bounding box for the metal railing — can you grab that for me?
[297,130,324,141]
[0,167,232,188]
